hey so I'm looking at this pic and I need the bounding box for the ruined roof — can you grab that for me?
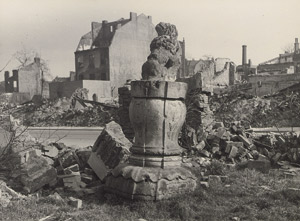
[76,13,153,51]
[92,19,130,48]
[76,22,102,51]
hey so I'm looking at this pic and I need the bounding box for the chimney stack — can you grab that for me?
[242,45,247,66]
[130,12,137,21]
[295,38,299,53]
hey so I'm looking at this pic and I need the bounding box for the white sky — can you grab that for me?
[0,0,299,80]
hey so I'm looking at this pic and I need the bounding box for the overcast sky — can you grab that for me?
[0,0,299,80]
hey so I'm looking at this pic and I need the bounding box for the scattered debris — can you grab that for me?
[68,196,82,209]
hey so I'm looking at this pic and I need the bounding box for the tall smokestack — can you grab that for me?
[295,38,299,53]
[242,45,247,65]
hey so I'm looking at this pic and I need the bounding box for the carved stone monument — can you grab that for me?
[105,22,197,200]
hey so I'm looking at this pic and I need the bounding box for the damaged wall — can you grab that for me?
[74,12,157,97]
[177,58,235,92]
[49,80,111,102]
[248,73,300,96]
[18,58,43,99]
[109,13,157,96]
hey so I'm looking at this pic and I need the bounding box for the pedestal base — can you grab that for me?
[105,164,197,200]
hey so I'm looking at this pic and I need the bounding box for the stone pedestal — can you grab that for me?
[105,81,196,200]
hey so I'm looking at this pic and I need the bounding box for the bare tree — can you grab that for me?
[13,46,52,81]
[282,43,294,54]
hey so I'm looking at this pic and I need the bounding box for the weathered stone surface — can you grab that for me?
[91,121,131,169]
[129,98,186,158]
[88,152,107,181]
[105,165,196,200]
[131,81,187,99]
[142,22,181,81]
[42,144,59,158]
[68,197,82,209]
[106,24,196,200]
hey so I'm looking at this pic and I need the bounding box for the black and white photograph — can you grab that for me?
[0,0,300,220]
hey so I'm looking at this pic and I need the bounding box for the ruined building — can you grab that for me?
[4,57,49,102]
[74,12,157,97]
[257,38,300,75]
[235,38,300,96]
[177,57,236,93]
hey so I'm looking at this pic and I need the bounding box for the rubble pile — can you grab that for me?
[182,119,300,174]
[0,97,119,127]
[0,117,57,194]
[210,89,300,128]
[52,145,104,195]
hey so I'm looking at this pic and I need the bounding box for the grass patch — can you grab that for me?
[1,168,300,220]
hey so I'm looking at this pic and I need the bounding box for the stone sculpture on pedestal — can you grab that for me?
[105,22,197,200]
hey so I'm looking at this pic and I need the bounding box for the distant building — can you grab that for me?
[4,57,49,100]
[257,38,300,75]
[74,12,157,97]
[177,57,236,92]
[236,38,300,96]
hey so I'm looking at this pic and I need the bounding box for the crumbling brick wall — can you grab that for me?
[118,86,134,141]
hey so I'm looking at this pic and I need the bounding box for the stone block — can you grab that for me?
[92,121,132,169]
[8,148,57,193]
[216,127,227,138]
[64,164,79,175]
[228,146,239,159]
[195,141,205,151]
[237,135,252,148]
[88,152,108,181]
[42,145,59,158]
[68,197,82,209]
[200,181,209,188]
[199,149,210,158]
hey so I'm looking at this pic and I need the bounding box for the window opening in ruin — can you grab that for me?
[110,26,113,32]
[100,72,106,80]
[89,54,95,67]
[101,54,106,65]
[89,74,95,80]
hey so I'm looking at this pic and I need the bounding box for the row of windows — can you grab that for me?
[77,53,107,68]
[78,72,107,80]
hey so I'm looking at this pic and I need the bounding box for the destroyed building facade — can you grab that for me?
[177,57,236,92]
[257,38,300,75]
[74,12,157,97]
[4,57,49,102]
